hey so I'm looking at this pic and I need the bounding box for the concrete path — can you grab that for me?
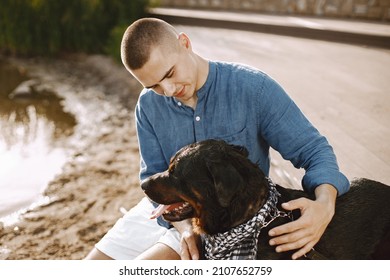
[149,8,390,187]
[149,7,390,49]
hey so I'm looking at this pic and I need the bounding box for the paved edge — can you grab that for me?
[147,9,390,49]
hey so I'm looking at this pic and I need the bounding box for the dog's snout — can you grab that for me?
[141,178,152,191]
[141,172,167,192]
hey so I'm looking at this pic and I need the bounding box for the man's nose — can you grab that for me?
[160,80,176,97]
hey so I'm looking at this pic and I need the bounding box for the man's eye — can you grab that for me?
[166,71,174,79]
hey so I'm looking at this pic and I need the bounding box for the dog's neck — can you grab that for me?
[203,180,281,259]
[194,177,274,235]
[228,177,273,229]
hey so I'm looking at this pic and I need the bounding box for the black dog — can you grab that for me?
[141,139,390,259]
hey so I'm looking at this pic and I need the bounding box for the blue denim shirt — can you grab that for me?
[135,61,349,226]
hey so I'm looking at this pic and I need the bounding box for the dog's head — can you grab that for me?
[141,139,269,234]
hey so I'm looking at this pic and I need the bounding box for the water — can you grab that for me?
[0,60,76,224]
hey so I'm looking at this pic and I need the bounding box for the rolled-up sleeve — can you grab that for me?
[257,75,350,195]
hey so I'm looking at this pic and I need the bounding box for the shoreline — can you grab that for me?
[0,54,145,259]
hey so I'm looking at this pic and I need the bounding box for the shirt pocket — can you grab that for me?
[214,125,248,148]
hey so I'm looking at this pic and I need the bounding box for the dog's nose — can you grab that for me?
[141,178,151,192]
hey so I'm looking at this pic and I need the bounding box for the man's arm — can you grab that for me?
[172,219,202,260]
[256,74,350,195]
[254,75,348,258]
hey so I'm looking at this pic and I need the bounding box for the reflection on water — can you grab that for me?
[0,60,76,223]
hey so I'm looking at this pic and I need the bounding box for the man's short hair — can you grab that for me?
[121,18,178,71]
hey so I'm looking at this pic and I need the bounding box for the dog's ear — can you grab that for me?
[227,144,249,158]
[206,161,245,207]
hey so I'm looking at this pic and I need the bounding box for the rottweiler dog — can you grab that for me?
[141,139,390,259]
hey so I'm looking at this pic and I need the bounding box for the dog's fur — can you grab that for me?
[141,139,390,259]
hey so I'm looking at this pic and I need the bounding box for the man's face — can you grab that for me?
[130,35,199,107]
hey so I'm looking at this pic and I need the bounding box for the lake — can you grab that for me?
[0,60,76,225]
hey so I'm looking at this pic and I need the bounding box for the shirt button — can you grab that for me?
[177,102,182,106]
[195,116,201,121]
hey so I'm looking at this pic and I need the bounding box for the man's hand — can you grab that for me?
[172,219,201,260]
[268,184,337,259]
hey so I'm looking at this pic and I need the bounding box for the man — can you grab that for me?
[85,18,349,260]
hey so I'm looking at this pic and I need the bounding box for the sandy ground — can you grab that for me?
[0,54,146,260]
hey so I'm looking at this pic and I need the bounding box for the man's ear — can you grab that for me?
[206,162,244,207]
[178,32,192,50]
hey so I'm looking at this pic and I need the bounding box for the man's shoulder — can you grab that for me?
[213,60,267,79]
[136,89,168,116]
[138,88,164,104]
[212,61,269,88]
[139,88,153,98]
